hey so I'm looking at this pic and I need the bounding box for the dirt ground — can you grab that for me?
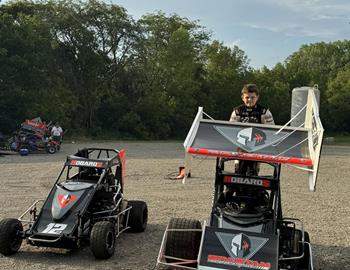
[0,142,349,270]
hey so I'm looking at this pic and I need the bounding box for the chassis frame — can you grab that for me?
[0,147,148,259]
[157,158,314,270]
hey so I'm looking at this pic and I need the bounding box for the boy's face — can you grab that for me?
[241,92,259,108]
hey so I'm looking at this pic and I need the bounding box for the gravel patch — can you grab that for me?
[0,142,349,269]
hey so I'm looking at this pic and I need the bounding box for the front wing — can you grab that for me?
[158,224,278,270]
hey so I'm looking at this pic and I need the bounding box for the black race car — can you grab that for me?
[158,159,313,270]
[157,94,323,270]
[0,147,148,259]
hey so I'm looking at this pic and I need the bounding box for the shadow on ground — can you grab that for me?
[5,223,166,270]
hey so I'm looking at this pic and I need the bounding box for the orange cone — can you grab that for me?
[176,167,186,179]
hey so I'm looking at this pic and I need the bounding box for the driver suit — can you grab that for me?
[230,104,275,175]
[230,104,274,125]
[228,104,275,206]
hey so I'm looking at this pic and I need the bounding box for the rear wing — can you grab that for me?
[183,89,324,191]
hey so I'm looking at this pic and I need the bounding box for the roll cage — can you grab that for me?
[211,158,283,228]
[56,148,126,191]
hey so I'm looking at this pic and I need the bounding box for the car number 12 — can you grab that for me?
[42,223,67,234]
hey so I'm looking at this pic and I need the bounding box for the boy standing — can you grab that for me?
[230,84,274,125]
[230,84,274,176]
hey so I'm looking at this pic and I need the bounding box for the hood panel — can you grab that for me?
[51,184,91,220]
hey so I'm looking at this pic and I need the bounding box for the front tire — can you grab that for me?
[90,221,116,259]
[164,218,202,266]
[0,218,23,256]
[127,200,148,232]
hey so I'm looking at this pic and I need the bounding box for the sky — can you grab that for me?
[111,0,350,69]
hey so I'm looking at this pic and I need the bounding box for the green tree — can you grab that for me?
[204,40,251,120]
[132,12,209,138]
[326,67,350,132]
[44,0,139,134]
[253,64,291,124]
[0,1,76,132]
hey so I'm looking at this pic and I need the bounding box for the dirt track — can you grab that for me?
[0,142,349,270]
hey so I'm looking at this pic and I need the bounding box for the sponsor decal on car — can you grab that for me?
[207,254,271,270]
[58,194,78,208]
[212,232,270,269]
[223,176,270,187]
[231,233,251,257]
[70,160,104,167]
[187,147,313,166]
[237,127,266,147]
[41,223,68,234]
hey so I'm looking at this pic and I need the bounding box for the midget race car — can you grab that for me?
[0,147,148,259]
[157,89,323,270]
[10,117,61,155]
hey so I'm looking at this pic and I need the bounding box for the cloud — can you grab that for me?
[285,27,335,38]
[243,21,336,38]
[238,0,348,39]
[311,15,339,21]
[224,39,242,49]
[244,23,282,33]
[266,0,350,14]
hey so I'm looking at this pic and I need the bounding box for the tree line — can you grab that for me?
[0,0,349,139]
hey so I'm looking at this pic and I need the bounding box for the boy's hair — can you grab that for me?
[241,84,259,95]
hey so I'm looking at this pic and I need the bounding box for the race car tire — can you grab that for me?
[90,221,116,259]
[298,231,311,270]
[127,200,148,232]
[46,146,56,154]
[0,218,23,256]
[164,218,202,265]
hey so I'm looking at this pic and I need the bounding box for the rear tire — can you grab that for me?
[46,145,56,154]
[0,218,23,256]
[90,221,116,259]
[165,218,202,266]
[127,200,148,232]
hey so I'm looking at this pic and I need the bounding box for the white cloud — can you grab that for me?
[238,0,348,39]
[285,27,335,38]
[311,15,338,21]
[244,23,282,33]
[266,0,350,14]
[242,20,336,38]
[224,39,242,49]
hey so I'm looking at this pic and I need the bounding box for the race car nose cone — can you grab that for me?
[58,193,77,209]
